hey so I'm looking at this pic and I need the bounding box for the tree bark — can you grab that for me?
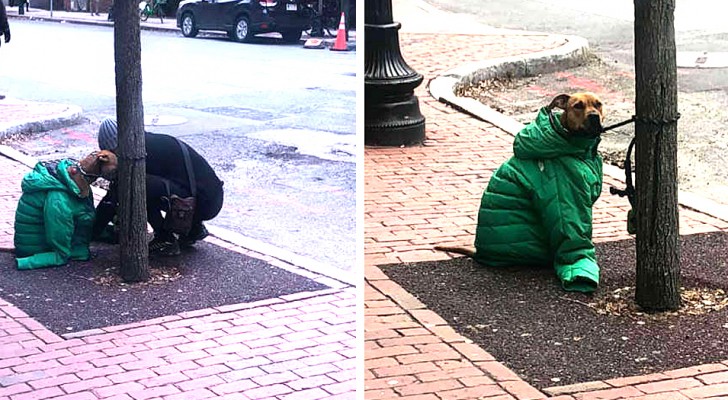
[633,0,681,311]
[115,0,149,282]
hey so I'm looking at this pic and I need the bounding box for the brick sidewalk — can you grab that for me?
[0,154,356,398]
[365,32,728,399]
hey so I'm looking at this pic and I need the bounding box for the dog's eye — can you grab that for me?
[594,101,602,109]
[574,102,585,110]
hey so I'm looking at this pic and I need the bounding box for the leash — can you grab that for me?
[605,113,681,234]
[76,151,103,182]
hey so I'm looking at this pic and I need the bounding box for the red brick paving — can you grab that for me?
[365,32,728,400]
[0,108,355,398]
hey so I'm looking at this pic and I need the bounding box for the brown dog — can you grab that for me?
[69,150,118,198]
[548,92,604,138]
[0,150,118,254]
[436,92,605,259]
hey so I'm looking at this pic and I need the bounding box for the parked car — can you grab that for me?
[176,0,311,43]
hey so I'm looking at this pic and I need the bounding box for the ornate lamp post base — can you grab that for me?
[365,89,426,146]
[365,2,425,146]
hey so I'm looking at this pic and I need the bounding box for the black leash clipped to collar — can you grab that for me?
[606,113,681,234]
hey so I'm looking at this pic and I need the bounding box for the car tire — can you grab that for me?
[230,16,251,43]
[281,30,302,43]
[181,12,198,38]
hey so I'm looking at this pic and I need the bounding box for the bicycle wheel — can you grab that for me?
[74,0,88,11]
[139,3,150,21]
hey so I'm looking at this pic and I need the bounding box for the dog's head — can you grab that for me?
[69,150,118,198]
[548,92,604,138]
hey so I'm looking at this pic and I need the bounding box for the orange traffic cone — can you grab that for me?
[330,12,348,52]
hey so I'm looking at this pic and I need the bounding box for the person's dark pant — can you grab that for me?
[147,174,223,239]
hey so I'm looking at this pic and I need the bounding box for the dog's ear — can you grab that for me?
[548,94,571,111]
[96,152,110,163]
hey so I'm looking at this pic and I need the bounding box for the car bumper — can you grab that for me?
[252,11,310,32]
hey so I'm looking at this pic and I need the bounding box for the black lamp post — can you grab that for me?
[365,0,425,146]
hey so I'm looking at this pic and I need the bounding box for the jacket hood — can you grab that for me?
[21,159,83,197]
[513,107,600,160]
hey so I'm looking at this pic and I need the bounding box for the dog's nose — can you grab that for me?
[587,113,602,129]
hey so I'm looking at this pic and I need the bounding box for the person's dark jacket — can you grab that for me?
[0,0,10,45]
[92,132,223,238]
[143,132,223,206]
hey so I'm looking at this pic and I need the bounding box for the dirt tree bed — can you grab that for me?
[380,231,728,389]
[456,57,728,207]
[0,241,327,335]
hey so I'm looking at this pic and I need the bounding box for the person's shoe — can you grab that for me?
[149,236,180,256]
[179,223,209,248]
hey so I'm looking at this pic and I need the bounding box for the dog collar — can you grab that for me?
[74,162,101,182]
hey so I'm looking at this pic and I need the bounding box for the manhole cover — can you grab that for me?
[677,51,728,69]
[144,115,188,126]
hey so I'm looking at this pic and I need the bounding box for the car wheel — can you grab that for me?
[231,16,251,43]
[281,30,302,43]
[181,12,198,38]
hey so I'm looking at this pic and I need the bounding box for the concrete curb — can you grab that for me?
[427,34,728,224]
[0,104,83,140]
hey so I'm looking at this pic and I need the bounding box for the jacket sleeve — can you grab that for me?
[533,162,600,292]
[16,191,73,270]
[71,197,95,260]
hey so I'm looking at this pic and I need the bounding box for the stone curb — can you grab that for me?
[0,104,83,140]
[427,34,728,225]
[8,13,171,31]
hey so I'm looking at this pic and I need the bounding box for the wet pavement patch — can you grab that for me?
[195,106,279,121]
[0,241,328,335]
[379,232,728,389]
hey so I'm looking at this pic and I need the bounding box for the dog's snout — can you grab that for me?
[587,113,602,127]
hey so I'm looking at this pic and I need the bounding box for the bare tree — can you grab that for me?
[633,0,681,311]
[114,0,149,282]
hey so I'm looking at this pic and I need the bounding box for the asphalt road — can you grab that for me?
[421,0,728,93]
[0,19,357,271]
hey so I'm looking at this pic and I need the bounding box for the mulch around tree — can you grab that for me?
[379,231,728,389]
[0,241,327,335]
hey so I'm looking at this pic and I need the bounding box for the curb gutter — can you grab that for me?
[427,34,728,224]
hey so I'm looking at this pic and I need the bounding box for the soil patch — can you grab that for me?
[0,241,327,335]
[380,231,728,389]
[456,57,728,206]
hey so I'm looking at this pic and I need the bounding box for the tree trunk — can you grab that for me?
[114,0,149,282]
[633,0,681,311]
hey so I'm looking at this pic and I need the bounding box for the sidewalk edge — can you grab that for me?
[206,224,356,287]
[0,105,83,140]
[427,35,728,225]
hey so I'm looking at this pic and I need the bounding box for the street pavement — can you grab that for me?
[365,0,728,399]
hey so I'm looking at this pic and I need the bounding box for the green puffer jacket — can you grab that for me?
[14,160,95,270]
[473,107,603,292]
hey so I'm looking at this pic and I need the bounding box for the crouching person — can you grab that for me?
[93,118,224,256]
[14,151,118,270]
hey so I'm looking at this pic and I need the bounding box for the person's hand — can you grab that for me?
[3,29,9,44]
